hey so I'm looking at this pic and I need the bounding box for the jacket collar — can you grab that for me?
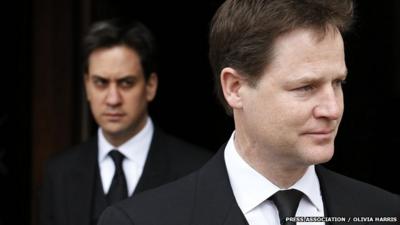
[193,145,249,225]
[133,127,170,194]
[316,165,369,225]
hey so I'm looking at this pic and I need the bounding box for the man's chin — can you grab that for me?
[304,145,335,165]
[101,126,128,137]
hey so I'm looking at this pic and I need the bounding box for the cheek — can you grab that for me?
[276,100,312,128]
[89,97,104,115]
[87,85,104,102]
[123,90,148,110]
[87,89,101,105]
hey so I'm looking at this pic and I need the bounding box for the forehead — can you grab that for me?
[275,27,343,56]
[263,27,347,80]
[87,45,143,78]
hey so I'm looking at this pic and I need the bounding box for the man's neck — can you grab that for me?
[102,117,148,147]
[233,132,308,189]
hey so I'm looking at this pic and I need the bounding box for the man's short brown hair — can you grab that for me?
[209,0,354,114]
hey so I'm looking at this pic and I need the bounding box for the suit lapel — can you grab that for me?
[191,149,372,225]
[316,166,368,225]
[134,128,169,194]
[193,147,248,225]
[66,138,98,225]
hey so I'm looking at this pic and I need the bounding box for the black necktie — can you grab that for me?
[270,189,303,225]
[107,150,128,204]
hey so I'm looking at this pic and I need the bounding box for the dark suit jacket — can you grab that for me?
[99,146,400,225]
[40,128,212,225]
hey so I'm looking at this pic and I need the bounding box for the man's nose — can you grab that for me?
[313,87,342,120]
[105,84,122,106]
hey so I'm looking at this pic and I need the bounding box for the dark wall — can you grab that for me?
[1,0,32,224]
[1,0,399,224]
[329,1,400,193]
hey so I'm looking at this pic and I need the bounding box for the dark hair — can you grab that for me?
[83,19,157,80]
[209,0,354,114]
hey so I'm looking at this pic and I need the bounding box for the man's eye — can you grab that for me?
[295,85,314,92]
[334,79,346,87]
[120,80,134,88]
[122,81,132,87]
[93,79,107,87]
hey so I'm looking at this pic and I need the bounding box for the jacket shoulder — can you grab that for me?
[44,138,97,173]
[155,129,212,157]
[105,172,198,225]
[152,129,214,169]
[317,166,400,216]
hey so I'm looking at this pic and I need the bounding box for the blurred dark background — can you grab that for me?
[1,0,399,224]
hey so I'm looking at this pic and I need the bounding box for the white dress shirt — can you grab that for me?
[224,132,325,225]
[98,117,154,196]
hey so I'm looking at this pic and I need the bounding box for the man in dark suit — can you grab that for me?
[98,1,400,225]
[39,19,212,225]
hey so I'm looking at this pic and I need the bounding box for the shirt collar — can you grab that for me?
[291,165,324,212]
[224,131,323,214]
[98,116,154,169]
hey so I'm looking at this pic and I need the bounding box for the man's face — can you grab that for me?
[238,28,346,168]
[85,45,157,144]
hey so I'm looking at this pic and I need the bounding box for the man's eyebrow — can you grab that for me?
[287,76,323,85]
[116,75,138,81]
[91,74,108,80]
[288,70,348,84]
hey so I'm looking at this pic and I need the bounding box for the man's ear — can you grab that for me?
[146,73,158,102]
[220,67,246,109]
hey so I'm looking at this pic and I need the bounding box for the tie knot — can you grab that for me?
[270,189,303,225]
[109,150,125,169]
